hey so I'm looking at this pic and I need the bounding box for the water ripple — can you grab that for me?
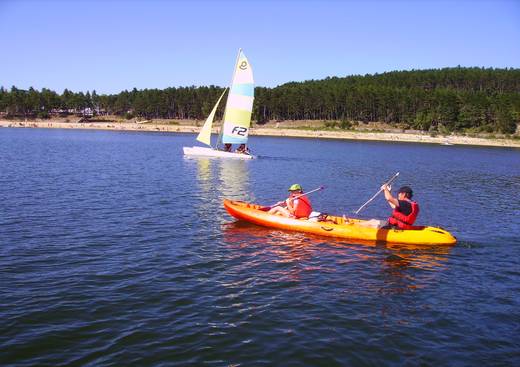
[1,129,519,365]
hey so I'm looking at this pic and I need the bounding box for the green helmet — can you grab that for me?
[288,184,302,192]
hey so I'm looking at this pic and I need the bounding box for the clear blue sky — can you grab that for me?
[1,0,519,95]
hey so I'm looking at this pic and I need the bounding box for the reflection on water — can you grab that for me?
[218,159,250,199]
[222,222,332,282]
[196,157,212,191]
[222,221,452,293]
[384,243,451,270]
[190,158,215,218]
[188,156,252,200]
[186,157,252,219]
[222,222,451,269]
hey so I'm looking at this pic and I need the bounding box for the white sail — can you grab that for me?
[196,88,227,146]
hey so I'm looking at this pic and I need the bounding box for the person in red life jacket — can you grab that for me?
[381,184,420,229]
[268,184,313,218]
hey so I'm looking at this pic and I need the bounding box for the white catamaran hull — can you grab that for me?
[183,146,254,159]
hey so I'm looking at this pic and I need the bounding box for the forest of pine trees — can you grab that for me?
[1,67,519,134]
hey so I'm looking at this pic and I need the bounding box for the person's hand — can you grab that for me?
[381,184,391,191]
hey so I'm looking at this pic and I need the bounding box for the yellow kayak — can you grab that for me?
[223,199,457,246]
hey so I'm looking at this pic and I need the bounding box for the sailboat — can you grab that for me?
[183,49,255,159]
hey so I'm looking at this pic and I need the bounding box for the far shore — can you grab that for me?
[1,119,519,148]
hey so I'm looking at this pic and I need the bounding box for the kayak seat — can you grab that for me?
[316,213,337,224]
[308,211,321,222]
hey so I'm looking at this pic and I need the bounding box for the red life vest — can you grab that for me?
[388,200,419,229]
[293,195,312,218]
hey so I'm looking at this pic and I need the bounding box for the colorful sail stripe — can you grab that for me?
[225,109,252,126]
[229,83,254,97]
[226,93,254,112]
[222,50,254,145]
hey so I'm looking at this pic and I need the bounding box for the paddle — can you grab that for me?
[260,186,325,211]
[354,172,400,215]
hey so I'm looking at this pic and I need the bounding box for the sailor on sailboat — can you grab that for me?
[183,49,255,159]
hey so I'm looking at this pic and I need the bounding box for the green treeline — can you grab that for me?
[1,67,519,134]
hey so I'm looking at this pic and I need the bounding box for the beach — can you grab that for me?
[1,119,519,148]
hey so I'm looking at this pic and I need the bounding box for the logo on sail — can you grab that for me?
[232,126,248,136]
[239,61,248,70]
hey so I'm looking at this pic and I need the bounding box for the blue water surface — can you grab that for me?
[1,127,519,366]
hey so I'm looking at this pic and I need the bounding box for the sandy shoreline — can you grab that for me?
[1,119,519,148]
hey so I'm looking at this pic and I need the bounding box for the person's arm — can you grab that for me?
[381,184,399,209]
[286,197,296,214]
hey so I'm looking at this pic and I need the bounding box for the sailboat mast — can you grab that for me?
[215,48,242,150]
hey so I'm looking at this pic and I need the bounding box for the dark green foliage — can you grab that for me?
[1,67,519,134]
[339,120,352,129]
[495,105,516,134]
[324,121,337,128]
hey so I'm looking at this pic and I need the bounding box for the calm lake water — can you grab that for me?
[1,127,519,366]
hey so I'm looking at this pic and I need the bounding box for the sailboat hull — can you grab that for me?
[183,146,254,159]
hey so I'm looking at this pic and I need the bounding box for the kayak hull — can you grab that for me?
[223,200,457,246]
[183,146,254,159]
